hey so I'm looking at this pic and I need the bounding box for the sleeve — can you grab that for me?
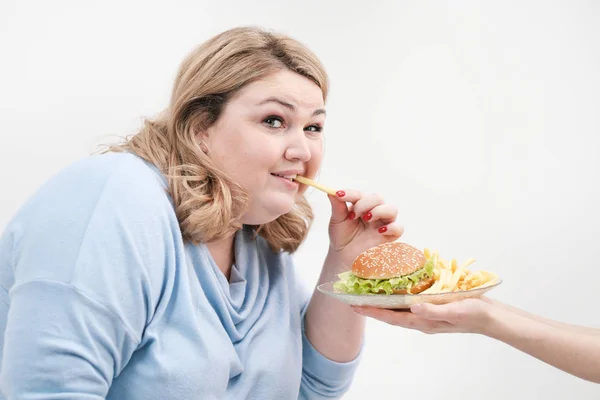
[294,267,364,399]
[0,158,177,399]
[2,281,139,399]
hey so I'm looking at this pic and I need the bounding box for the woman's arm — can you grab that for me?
[1,280,141,397]
[487,298,600,335]
[0,157,172,396]
[303,251,365,362]
[303,190,403,363]
[298,251,365,399]
[483,302,600,383]
[353,298,600,384]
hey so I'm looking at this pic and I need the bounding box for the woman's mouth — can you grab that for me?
[270,173,300,189]
[270,173,297,181]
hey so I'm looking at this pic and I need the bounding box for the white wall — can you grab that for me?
[1,0,599,398]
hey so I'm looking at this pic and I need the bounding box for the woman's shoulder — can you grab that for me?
[2,151,182,290]
[58,151,170,200]
[15,152,173,221]
[5,151,181,262]
[1,152,183,340]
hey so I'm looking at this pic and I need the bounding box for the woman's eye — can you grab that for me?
[305,125,322,134]
[264,116,284,128]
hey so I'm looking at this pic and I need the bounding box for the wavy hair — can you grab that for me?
[104,27,329,253]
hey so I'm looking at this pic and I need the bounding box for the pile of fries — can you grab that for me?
[420,248,498,294]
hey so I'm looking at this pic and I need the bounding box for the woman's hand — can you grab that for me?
[352,297,494,335]
[327,190,404,268]
[304,190,403,362]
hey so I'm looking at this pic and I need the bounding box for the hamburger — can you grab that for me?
[333,242,435,295]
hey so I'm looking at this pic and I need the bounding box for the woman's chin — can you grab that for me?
[241,200,295,225]
[265,204,296,222]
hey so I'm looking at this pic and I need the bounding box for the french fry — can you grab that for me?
[420,249,497,294]
[293,175,338,196]
[424,248,432,259]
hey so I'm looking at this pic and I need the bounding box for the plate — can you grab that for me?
[317,279,502,309]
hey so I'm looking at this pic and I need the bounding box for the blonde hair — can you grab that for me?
[105,26,329,253]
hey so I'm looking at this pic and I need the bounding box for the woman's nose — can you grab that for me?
[284,132,312,162]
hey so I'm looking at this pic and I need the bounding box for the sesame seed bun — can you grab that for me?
[352,242,427,280]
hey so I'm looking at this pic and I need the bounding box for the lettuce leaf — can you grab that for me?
[333,257,435,295]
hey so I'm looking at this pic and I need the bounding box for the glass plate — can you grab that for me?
[317,279,502,309]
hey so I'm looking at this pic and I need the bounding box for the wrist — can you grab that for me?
[323,250,352,274]
[477,301,512,338]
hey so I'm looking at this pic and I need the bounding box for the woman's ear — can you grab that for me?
[198,140,209,154]
[195,129,210,154]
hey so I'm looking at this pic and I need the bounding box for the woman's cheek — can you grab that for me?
[309,143,324,171]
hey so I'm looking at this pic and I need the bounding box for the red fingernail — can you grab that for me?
[347,211,356,220]
[363,212,372,222]
[378,226,388,234]
[336,190,345,197]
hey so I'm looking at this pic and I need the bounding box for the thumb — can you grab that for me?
[410,302,457,322]
[328,194,350,224]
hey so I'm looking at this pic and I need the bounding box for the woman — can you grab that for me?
[353,297,600,384]
[0,27,403,398]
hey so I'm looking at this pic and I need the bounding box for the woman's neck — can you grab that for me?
[205,233,236,281]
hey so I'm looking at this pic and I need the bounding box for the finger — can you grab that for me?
[353,306,453,333]
[327,194,350,224]
[377,222,404,240]
[351,194,385,220]
[410,302,459,322]
[366,203,398,225]
[352,306,412,325]
[334,189,363,204]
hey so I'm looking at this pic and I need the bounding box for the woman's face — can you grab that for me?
[203,69,326,225]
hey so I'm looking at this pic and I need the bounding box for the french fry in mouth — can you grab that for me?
[293,175,337,196]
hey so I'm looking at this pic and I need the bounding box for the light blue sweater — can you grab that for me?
[0,152,360,399]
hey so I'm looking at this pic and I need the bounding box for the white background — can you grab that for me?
[1,0,600,398]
